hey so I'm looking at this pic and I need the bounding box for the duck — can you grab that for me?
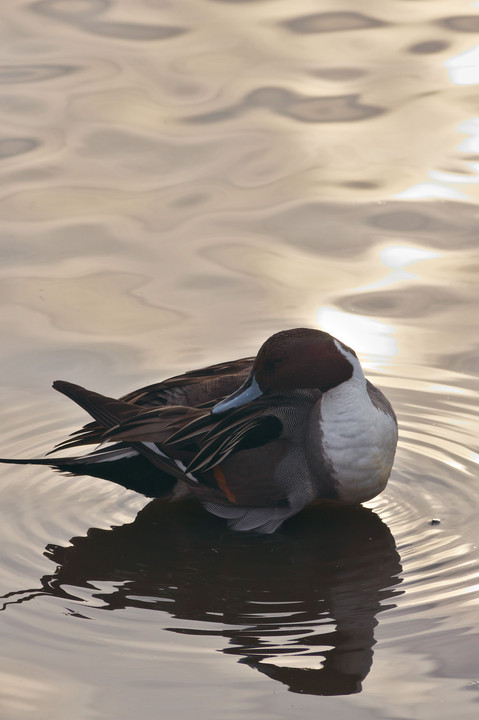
[0,328,398,533]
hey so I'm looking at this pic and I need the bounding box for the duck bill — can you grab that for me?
[212,374,262,414]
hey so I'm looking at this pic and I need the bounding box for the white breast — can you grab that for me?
[319,348,398,503]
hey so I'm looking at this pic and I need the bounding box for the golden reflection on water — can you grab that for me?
[396,36,479,201]
[1,0,479,718]
[316,244,449,368]
[316,307,397,366]
[446,43,479,86]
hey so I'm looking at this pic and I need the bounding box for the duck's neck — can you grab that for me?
[324,342,367,403]
[318,342,395,503]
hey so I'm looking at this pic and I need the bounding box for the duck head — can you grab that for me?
[212,328,356,414]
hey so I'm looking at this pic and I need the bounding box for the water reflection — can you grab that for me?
[316,307,397,364]
[186,88,384,125]
[2,501,402,696]
[446,43,479,86]
[31,0,187,41]
[1,0,479,712]
[0,64,77,84]
[280,11,386,35]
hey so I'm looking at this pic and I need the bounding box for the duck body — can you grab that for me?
[0,329,397,533]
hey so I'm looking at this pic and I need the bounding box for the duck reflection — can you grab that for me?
[5,501,402,696]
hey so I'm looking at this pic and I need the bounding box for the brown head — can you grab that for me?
[212,328,357,414]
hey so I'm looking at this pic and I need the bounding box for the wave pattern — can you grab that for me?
[1,0,479,716]
[1,371,478,701]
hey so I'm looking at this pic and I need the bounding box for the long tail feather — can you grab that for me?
[0,457,63,466]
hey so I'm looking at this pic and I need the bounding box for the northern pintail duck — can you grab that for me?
[1,329,398,533]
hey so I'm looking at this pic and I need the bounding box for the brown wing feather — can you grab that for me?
[51,381,198,484]
[94,389,283,477]
[50,366,282,490]
[187,416,282,473]
[166,395,284,472]
[53,358,253,451]
[124,357,253,406]
[101,406,207,444]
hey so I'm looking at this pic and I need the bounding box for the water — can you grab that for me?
[1,0,479,717]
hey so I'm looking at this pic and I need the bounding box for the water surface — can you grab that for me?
[1,1,479,718]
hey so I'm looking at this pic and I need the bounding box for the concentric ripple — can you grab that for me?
[370,372,479,627]
[1,370,478,696]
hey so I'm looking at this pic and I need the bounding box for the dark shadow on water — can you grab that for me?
[2,500,402,696]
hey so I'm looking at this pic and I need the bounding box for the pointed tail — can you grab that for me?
[0,456,60,466]
[52,381,141,428]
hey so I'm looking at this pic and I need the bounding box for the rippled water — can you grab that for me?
[1,1,479,718]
